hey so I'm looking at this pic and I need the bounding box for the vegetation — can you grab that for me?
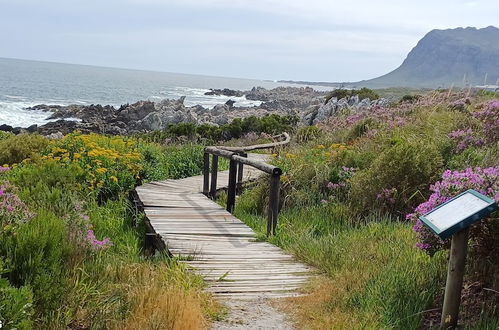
[138,114,299,144]
[324,87,380,104]
[1,90,498,329]
[0,133,219,328]
[233,91,499,328]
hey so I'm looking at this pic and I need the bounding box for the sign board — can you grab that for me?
[419,189,497,239]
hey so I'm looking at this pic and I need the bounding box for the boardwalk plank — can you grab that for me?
[134,153,312,297]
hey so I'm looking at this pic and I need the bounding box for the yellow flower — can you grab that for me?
[110,176,118,183]
[73,153,82,159]
[97,181,104,188]
[96,167,107,174]
[286,153,296,159]
[271,153,278,158]
[317,144,325,149]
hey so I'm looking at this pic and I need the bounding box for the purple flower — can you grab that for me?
[86,229,113,250]
[408,166,499,254]
[0,166,10,173]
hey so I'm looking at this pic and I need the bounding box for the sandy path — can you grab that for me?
[211,297,295,330]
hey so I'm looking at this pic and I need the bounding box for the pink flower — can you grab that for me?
[86,229,113,250]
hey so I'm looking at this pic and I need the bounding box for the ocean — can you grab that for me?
[0,57,318,128]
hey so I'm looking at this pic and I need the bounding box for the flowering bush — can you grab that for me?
[448,129,484,152]
[408,167,499,255]
[0,181,35,235]
[473,100,499,144]
[43,133,142,197]
[323,166,356,203]
[86,229,112,251]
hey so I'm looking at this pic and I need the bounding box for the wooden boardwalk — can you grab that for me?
[135,154,311,299]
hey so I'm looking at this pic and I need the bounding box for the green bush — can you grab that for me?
[399,94,422,103]
[137,142,170,182]
[346,118,376,141]
[2,212,70,315]
[296,126,323,143]
[0,134,49,165]
[162,144,204,179]
[7,161,83,216]
[325,88,379,104]
[357,87,380,101]
[350,139,444,215]
[0,131,13,141]
[0,258,33,330]
[139,114,299,143]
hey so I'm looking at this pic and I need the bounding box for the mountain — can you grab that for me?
[357,26,499,88]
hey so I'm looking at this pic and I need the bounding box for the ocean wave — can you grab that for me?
[0,101,56,127]
[157,86,262,109]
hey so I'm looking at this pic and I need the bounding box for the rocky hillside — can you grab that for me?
[359,26,499,88]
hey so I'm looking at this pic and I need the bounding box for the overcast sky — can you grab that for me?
[1,0,498,81]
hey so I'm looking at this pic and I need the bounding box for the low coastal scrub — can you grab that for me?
[138,114,299,143]
[0,133,219,328]
[234,91,499,328]
[324,87,380,104]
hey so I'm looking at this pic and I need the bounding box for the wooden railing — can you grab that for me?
[203,133,290,236]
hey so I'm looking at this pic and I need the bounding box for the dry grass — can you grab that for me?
[116,286,203,330]
[276,272,379,329]
[59,258,220,329]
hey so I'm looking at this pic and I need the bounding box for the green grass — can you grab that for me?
[234,194,446,328]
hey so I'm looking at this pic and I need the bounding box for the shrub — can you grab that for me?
[409,167,499,257]
[357,87,380,101]
[350,139,444,215]
[0,134,49,165]
[0,258,33,330]
[400,94,422,103]
[296,126,323,143]
[473,100,499,144]
[162,144,204,179]
[324,88,380,104]
[2,211,70,315]
[0,131,13,141]
[6,160,83,215]
[44,133,142,198]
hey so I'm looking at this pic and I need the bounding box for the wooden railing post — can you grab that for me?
[202,152,210,196]
[267,170,281,236]
[210,155,219,199]
[227,158,238,213]
[237,152,247,184]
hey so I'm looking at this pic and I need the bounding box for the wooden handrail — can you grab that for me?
[216,132,290,152]
[203,132,290,236]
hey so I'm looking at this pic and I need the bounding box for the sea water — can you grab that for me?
[0,57,311,127]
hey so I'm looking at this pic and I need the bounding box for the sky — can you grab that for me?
[0,0,498,81]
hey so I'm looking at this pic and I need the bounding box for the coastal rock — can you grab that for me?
[45,132,64,140]
[116,101,155,122]
[137,112,162,131]
[27,87,331,135]
[0,124,13,132]
[204,88,244,97]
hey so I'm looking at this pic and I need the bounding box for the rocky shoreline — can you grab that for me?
[0,86,389,136]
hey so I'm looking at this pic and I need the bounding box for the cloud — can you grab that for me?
[0,0,498,80]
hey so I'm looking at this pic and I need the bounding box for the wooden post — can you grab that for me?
[202,152,210,196]
[227,159,237,213]
[237,152,247,183]
[441,228,470,329]
[210,155,218,199]
[267,172,281,236]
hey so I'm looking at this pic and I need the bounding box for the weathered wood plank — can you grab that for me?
[134,152,312,297]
